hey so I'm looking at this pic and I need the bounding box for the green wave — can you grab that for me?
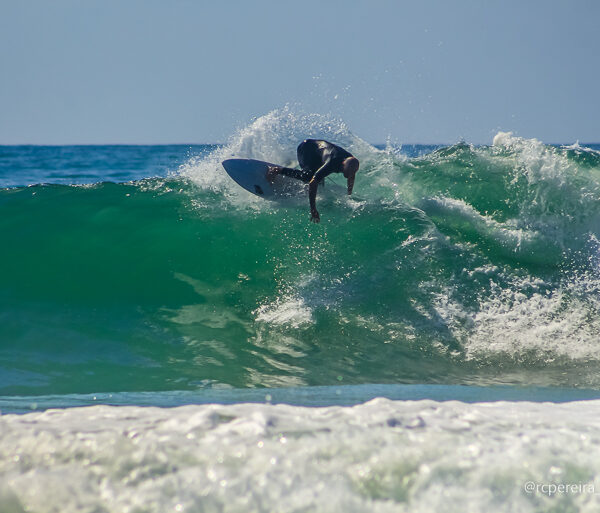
[2,138,600,395]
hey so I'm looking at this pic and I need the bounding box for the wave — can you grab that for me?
[2,110,600,394]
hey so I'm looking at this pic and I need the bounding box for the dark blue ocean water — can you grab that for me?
[0,144,450,188]
[0,144,217,188]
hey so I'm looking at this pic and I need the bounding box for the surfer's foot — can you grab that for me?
[266,166,280,183]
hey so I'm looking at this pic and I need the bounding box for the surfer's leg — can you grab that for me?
[267,166,313,184]
[279,166,314,183]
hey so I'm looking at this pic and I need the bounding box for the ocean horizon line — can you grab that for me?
[1,141,599,148]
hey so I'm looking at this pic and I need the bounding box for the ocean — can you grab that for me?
[2,109,600,512]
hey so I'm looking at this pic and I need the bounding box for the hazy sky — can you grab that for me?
[1,0,599,144]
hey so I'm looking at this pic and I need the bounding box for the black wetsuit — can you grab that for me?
[279,139,354,184]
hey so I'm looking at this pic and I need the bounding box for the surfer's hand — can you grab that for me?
[311,209,320,223]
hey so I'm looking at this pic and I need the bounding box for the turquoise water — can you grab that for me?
[2,114,600,399]
[4,385,600,415]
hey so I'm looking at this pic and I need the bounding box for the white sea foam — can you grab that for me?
[254,296,313,328]
[2,399,600,512]
[431,271,600,364]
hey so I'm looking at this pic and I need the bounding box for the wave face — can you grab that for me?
[2,110,600,394]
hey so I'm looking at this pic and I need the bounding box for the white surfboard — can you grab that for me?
[221,159,305,199]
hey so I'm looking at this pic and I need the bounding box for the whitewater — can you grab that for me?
[2,109,600,512]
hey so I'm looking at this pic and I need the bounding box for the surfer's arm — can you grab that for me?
[308,179,320,223]
[308,162,333,223]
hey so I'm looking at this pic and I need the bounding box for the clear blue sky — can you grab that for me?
[1,0,598,144]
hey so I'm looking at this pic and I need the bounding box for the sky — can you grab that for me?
[1,0,599,145]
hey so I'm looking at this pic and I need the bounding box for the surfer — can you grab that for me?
[267,139,359,223]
